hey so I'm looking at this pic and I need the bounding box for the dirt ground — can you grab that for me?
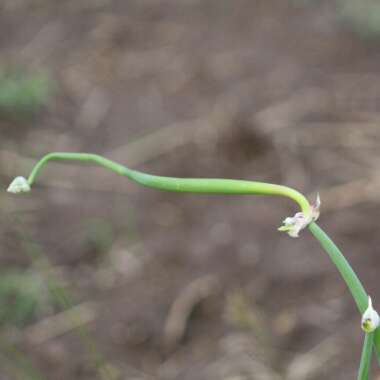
[1,1,380,379]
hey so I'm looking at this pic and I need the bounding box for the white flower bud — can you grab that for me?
[279,193,321,238]
[7,176,31,194]
[361,296,380,333]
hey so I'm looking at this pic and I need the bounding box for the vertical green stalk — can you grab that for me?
[308,222,380,365]
[357,333,374,380]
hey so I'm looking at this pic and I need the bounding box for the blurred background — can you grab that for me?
[1,1,380,379]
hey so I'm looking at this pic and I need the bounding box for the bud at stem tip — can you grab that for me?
[7,176,31,194]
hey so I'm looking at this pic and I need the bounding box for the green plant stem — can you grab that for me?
[358,332,374,380]
[308,222,380,365]
[23,152,380,367]
[27,152,311,216]
[308,223,367,311]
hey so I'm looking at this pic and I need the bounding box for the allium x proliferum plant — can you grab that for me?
[7,152,380,379]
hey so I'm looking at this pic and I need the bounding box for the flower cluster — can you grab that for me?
[279,194,320,238]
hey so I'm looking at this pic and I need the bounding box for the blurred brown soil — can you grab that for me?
[1,1,380,379]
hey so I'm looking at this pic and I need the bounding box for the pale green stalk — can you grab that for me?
[358,333,374,380]
[13,151,380,374]
[308,223,367,312]
[27,152,311,215]
[308,222,380,366]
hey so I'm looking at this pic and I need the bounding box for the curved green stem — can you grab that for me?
[308,222,367,312]
[358,333,374,380]
[23,152,380,368]
[308,222,380,365]
[27,152,311,215]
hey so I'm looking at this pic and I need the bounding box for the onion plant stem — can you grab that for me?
[357,333,374,380]
[308,223,367,312]
[24,151,380,370]
[27,152,311,215]
[308,222,380,366]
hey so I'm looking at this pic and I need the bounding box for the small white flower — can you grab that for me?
[278,193,320,238]
[280,212,309,238]
[7,176,31,194]
[361,296,380,333]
